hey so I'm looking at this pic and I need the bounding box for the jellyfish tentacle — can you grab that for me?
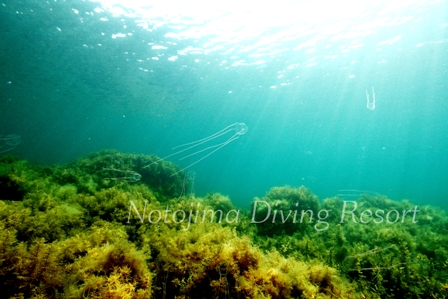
[0,134,21,154]
[102,168,141,182]
[171,131,244,176]
[144,122,247,175]
[172,122,239,150]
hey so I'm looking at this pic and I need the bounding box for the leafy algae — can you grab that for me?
[0,151,447,298]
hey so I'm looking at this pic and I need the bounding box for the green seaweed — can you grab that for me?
[251,185,320,237]
[0,151,447,298]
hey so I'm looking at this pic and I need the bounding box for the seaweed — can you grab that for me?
[0,151,447,298]
[251,185,319,237]
[52,149,184,199]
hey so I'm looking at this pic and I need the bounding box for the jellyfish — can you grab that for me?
[102,168,142,182]
[0,134,21,154]
[145,122,248,176]
[187,171,196,196]
[366,86,376,110]
[178,171,196,199]
[336,189,378,200]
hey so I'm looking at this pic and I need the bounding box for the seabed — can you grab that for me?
[0,150,447,299]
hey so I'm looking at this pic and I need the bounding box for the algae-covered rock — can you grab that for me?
[251,185,319,236]
[52,149,184,200]
[1,151,447,299]
[141,221,356,299]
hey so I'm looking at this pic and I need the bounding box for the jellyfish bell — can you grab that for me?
[0,134,21,154]
[235,122,248,134]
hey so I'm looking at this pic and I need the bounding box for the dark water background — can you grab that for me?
[1,0,447,209]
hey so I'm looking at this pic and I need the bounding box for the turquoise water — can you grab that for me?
[1,0,447,209]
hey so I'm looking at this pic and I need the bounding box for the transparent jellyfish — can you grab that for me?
[145,122,248,176]
[336,189,378,200]
[188,171,195,197]
[178,171,196,199]
[102,168,141,182]
[0,134,21,154]
[366,87,376,110]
